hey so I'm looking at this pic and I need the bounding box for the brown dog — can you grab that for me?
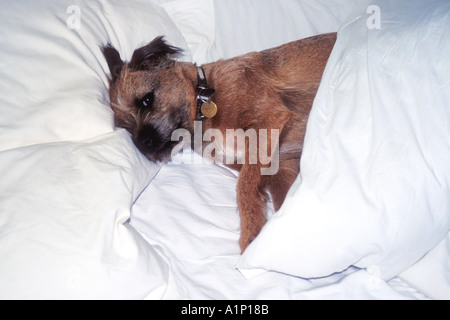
[102,33,336,251]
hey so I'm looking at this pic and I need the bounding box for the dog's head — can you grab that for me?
[102,37,196,162]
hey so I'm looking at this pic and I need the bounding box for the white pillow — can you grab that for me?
[0,131,166,299]
[0,0,189,299]
[239,0,450,280]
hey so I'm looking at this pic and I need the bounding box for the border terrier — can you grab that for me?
[102,33,337,252]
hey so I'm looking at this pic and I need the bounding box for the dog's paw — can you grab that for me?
[239,235,254,254]
[239,219,266,253]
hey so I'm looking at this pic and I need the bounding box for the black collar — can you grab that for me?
[196,66,216,120]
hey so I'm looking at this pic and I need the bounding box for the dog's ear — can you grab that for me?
[129,36,182,71]
[102,44,124,84]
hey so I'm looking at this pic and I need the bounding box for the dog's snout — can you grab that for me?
[139,125,160,149]
[135,124,177,163]
[142,135,153,147]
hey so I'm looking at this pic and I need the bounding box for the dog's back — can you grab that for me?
[267,33,337,210]
[203,33,337,211]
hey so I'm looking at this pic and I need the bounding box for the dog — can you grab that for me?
[102,33,337,252]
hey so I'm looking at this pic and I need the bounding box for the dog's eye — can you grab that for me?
[137,91,155,109]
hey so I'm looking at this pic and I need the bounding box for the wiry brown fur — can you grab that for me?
[102,33,337,252]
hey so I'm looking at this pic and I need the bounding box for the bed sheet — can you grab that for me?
[158,0,364,63]
[131,151,427,300]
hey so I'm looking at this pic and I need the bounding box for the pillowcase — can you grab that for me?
[0,0,189,299]
[239,0,450,280]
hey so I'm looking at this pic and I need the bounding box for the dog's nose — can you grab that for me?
[139,125,160,149]
[142,136,153,147]
[135,124,177,163]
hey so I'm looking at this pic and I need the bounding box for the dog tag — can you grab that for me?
[201,101,218,118]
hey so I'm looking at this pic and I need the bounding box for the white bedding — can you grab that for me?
[1,0,449,300]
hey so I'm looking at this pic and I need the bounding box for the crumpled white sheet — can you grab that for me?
[131,151,427,300]
[399,232,450,300]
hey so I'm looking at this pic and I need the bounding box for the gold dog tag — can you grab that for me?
[201,101,218,118]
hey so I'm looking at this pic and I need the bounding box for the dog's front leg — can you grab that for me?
[236,163,268,252]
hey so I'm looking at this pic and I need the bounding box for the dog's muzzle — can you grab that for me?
[135,125,178,162]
